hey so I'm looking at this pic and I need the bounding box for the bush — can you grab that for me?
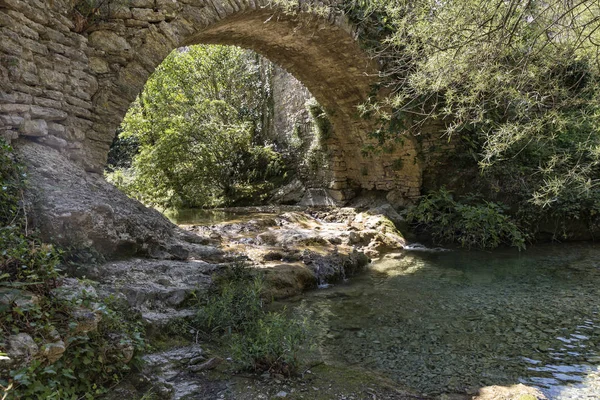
[195,263,310,375]
[407,189,526,249]
[230,312,309,376]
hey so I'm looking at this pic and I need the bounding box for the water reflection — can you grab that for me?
[285,244,600,398]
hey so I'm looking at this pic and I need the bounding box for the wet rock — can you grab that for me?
[263,264,318,299]
[302,249,369,284]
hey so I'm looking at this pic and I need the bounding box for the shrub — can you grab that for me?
[407,188,526,249]
[195,262,311,375]
[230,311,309,376]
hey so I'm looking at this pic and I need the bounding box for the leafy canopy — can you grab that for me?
[109,45,286,209]
[341,0,600,208]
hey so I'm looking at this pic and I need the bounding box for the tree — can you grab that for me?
[343,0,600,212]
[108,45,286,208]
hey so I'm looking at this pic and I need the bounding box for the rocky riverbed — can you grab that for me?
[3,202,558,400]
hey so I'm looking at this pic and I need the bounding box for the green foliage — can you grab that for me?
[0,141,24,227]
[342,0,600,219]
[196,274,264,336]
[230,311,309,376]
[106,45,291,209]
[0,141,145,399]
[106,134,139,172]
[407,189,526,249]
[195,263,310,375]
[306,98,332,144]
[8,297,145,399]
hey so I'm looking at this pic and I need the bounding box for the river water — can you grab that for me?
[284,244,600,399]
[170,209,600,398]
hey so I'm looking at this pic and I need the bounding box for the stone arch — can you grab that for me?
[1,0,423,200]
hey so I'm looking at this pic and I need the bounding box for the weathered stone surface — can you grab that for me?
[0,115,24,127]
[30,105,67,121]
[89,56,110,73]
[88,30,131,52]
[0,0,447,202]
[270,178,306,204]
[132,8,165,22]
[15,141,223,260]
[6,333,38,363]
[20,118,47,137]
[40,340,66,363]
[0,0,462,269]
[37,134,67,149]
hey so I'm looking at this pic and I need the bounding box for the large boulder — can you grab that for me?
[15,141,206,260]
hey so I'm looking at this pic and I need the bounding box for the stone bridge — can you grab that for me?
[0,0,442,195]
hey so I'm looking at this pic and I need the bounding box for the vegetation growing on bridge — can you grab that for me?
[337,0,600,241]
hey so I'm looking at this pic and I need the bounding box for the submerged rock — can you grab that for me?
[473,384,547,400]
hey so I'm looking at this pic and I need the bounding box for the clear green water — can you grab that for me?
[284,244,600,399]
[163,208,275,225]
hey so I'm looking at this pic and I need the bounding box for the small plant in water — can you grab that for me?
[195,262,311,375]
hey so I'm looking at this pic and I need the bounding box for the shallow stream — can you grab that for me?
[170,209,600,398]
[285,244,600,399]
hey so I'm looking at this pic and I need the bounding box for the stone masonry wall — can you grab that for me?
[0,0,453,203]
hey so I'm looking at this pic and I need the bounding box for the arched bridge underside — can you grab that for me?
[1,0,428,200]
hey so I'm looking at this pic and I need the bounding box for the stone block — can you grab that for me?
[0,129,18,142]
[132,8,165,22]
[33,97,62,109]
[43,90,65,101]
[0,103,30,113]
[125,19,150,28]
[38,68,67,90]
[0,37,22,56]
[20,36,48,55]
[47,122,66,136]
[38,134,68,149]
[89,30,131,53]
[63,104,92,119]
[0,115,24,127]
[20,119,48,137]
[89,57,110,74]
[30,105,68,121]
[0,0,46,25]
[130,0,154,7]
[66,95,92,110]
[110,6,133,19]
